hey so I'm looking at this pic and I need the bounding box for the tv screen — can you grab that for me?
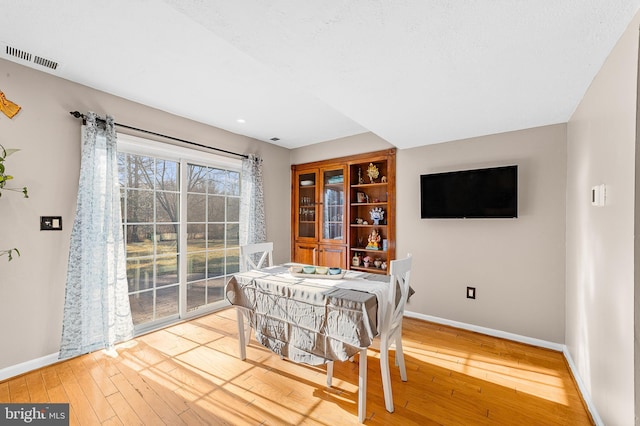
[420,165,518,218]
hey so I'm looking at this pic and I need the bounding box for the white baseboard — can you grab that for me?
[404,310,564,351]
[0,352,60,382]
[562,346,603,426]
[404,310,601,425]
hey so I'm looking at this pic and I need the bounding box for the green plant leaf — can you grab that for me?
[1,248,20,261]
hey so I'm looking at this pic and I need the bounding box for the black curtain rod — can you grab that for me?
[69,111,249,159]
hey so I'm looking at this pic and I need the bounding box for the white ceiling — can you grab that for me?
[0,1,638,149]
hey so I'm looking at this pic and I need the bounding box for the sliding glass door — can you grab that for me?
[118,136,241,332]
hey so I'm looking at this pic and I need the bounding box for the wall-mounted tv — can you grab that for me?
[420,165,518,219]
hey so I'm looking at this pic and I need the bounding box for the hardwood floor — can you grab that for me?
[1,308,593,425]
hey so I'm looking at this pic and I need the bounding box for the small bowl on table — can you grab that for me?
[315,266,328,275]
[302,265,316,274]
[328,267,342,275]
[289,265,303,274]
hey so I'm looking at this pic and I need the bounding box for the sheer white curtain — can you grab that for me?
[59,112,133,359]
[239,154,266,245]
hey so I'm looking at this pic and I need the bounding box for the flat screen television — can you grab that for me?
[420,165,518,218]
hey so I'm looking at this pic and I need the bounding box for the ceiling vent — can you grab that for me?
[5,45,31,62]
[33,55,58,70]
[2,42,59,71]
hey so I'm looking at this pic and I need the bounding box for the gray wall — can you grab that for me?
[0,58,291,370]
[289,131,393,164]
[396,125,567,343]
[566,11,639,425]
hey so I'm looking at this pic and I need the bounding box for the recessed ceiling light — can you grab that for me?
[236,118,246,124]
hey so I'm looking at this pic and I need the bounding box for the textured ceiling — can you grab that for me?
[0,1,638,149]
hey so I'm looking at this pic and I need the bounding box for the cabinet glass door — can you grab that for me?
[322,168,344,241]
[297,172,316,239]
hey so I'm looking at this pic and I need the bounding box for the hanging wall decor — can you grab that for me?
[0,90,21,118]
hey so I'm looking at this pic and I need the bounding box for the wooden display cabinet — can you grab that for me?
[291,149,395,274]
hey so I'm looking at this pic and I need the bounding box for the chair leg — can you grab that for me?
[380,337,394,413]
[358,349,367,423]
[244,312,252,343]
[326,361,334,387]
[236,309,247,360]
[395,336,407,382]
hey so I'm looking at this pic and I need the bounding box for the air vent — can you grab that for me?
[270,137,280,142]
[2,42,60,71]
[33,55,58,70]
[5,45,31,62]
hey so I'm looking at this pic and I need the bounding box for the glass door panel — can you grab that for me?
[185,164,241,313]
[322,168,344,241]
[297,172,316,239]
[119,153,180,327]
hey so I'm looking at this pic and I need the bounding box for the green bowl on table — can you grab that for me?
[302,265,316,274]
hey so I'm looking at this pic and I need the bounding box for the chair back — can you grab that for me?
[240,242,274,271]
[383,254,412,337]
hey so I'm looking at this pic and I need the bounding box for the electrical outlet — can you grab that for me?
[466,286,476,299]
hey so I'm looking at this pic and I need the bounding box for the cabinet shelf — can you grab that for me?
[351,202,387,206]
[351,182,388,188]
[350,266,387,274]
[350,247,387,253]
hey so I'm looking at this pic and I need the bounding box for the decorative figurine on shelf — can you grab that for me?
[366,228,381,250]
[358,167,364,185]
[363,255,372,268]
[381,176,387,183]
[367,163,379,183]
[370,207,384,225]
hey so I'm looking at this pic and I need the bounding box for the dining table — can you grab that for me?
[225,264,393,422]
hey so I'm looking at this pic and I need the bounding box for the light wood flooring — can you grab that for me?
[0,308,593,425]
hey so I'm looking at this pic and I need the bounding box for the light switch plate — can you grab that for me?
[40,216,62,231]
[591,184,606,207]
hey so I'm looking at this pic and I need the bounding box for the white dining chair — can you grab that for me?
[326,254,412,417]
[240,241,274,272]
[236,242,274,360]
[379,254,412,412]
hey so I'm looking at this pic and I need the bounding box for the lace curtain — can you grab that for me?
[59,112,134,359]
[239,154,266,245]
